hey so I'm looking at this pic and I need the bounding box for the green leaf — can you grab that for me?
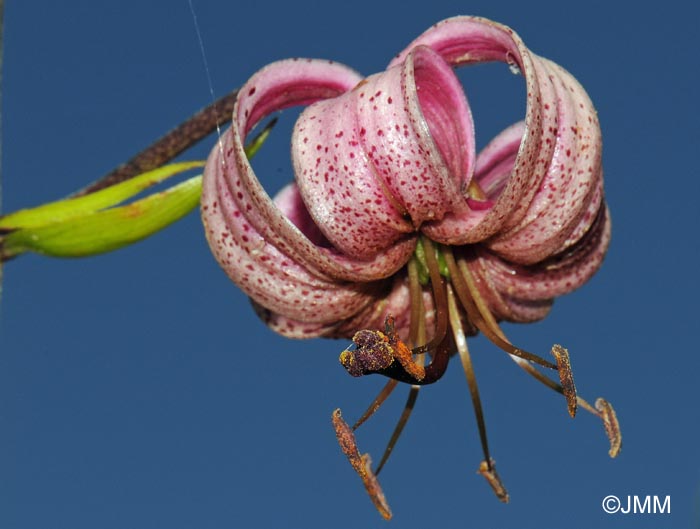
[0,116,275,261]
[0,161,204,231]
[1,175,202,258]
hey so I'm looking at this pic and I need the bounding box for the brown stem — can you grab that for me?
[73,89,239,196]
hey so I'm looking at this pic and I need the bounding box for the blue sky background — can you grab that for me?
[1,1,698,528]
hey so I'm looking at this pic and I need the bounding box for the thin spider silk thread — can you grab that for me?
[187,0,226,164]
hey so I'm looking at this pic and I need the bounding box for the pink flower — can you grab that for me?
[201,16,619,519]
[202,16,608,339]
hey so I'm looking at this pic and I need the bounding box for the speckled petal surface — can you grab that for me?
[203,135,383,325]
[391,16,605,266]
[479,204,610,303]
[201,16,611,339]
[292,45,474,258]
[204,58,418,285]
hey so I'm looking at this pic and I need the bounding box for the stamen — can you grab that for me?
[332,409,393,520]
[445,248,622,457]
[447,283,505,500]
[595,398,622,457]
[477,459,509,503]
[372,258,427,474]
[443,248,557,370]
[487,333,592,419]
[352,380,399,431]
[551,344,577,417]
[374,386,420,476]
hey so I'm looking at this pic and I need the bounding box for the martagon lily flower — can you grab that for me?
[201,16,620,519]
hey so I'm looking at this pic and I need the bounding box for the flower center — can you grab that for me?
[333,236,621,519]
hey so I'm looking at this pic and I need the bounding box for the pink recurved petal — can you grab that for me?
[472,122,524,207]
[392,18,548,246]
[391,17,604,264]
[487,59,602,263]
[205,58,418,285]
[202,142,382,325]
[291,45,474,259]
[251,304,342,339]
[291,81,414,260]
[422,121,532,243]
[462,252,554,324]
[563,176,604,250]
[332,273,438,342]
[480,203,610,302]
[202,17,610,343]
[254,270,437,342]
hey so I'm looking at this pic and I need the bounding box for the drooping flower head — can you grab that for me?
[201,16,619,519]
